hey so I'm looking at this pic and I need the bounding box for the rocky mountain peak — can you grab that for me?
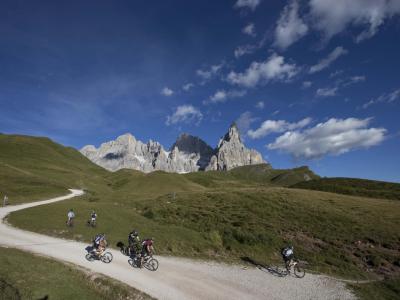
[80,123,266,173]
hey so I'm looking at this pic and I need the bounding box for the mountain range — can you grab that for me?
[80,123,265,173]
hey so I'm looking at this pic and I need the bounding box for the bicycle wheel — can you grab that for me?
[101,252,113,263]
[85,253,95,262]
[145,258,159,271]
[294,265,305,278]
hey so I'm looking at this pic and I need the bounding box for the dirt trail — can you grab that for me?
[0,190,357,300]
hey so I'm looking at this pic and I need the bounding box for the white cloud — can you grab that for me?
[182,83,194,91]
[234,44,257,58]
[227,53,299,88]
[166,105,203,126]
[302,81,312,88]
[309,46,348,74]
[268,117,386,159]
[161,87,174,96]
[272,110,280,116]
[309,0,400,42]
[316,87,338,97]
[274,0,308,50]
[248,117,312,139]
[242,23,256,37]
[363,88,400,109]
[255,101,265,109]
[234,0,261,11]
[204,89,247,104]
[330,70,344,78]
[342,75,366,87]
[196,64,223,81]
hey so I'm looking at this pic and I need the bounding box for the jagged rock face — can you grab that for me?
[81,134,201,173]
[80,124,266,173]
[171,133,214,170]
[205,123,264,171]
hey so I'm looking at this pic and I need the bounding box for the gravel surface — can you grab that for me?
[0,190,357,300]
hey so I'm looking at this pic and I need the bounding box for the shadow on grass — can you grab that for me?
[240,256,287,277]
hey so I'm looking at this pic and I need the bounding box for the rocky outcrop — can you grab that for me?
[80,123,266,173]
[205,123,264,171]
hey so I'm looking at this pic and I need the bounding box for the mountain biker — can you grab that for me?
[128,229,141,257]
[281,245,294,269]
[140,237,154,267]
[93,233,107,257]
[67,209,75,226]
[89,210,97,226]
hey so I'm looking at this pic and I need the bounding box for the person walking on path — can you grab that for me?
[3,195,8,207]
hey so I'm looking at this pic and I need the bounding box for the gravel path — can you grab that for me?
[0,189,357,300]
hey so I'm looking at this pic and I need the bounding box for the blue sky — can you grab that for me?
[1,0,399,182]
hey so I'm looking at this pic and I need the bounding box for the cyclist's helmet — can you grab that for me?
[131,229,138,236]
[289,245,294,250]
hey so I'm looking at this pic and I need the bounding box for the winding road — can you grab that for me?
[0,189,356,300]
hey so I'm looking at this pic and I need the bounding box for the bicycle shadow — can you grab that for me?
[240,257,287,277]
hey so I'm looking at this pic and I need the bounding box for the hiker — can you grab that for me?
[3,195,8,207]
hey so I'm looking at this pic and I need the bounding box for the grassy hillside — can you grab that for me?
[1,134,400,298]
[0,134,110,203]
[291,177,400,201]
[0,247,151,299]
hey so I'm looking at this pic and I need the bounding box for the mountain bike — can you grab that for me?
[85,250,113,263]
[129,254,159,271]
[86,219,96,227]
[66,218,74,227]
[284,258,305,278]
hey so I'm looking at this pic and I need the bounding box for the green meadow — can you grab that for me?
[1,134,400,299]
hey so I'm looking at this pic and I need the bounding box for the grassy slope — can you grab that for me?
[2,134,400,298]
[291,177,400,201]
[350,278,400,300]
[0,247,151,300]
[0,134,110,204]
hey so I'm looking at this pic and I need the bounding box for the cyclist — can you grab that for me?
[89,210,97,226]
[67,209,75,226]
[140,237,154,267]
[281,245,294,269]
[128,229,141,257]
[93,233,107,257]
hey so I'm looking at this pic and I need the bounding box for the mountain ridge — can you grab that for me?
[80,123,265,173]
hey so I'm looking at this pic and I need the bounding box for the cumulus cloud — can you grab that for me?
[248,117,312,139]
[166,105,203,126]
[255,101,265,109]
[268,117,386,159]
[227,53,299,88]
[204,89,247,104]
[196,64,223,81]
[161,87,174,96]
[309,0,400,42]
[242,23,256,37]
[309,46,348,74]
[182,83,194,91]
[316,87,338,97]
[363,88,400,109]
[234,0,261,11]
[274,0,308,50]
